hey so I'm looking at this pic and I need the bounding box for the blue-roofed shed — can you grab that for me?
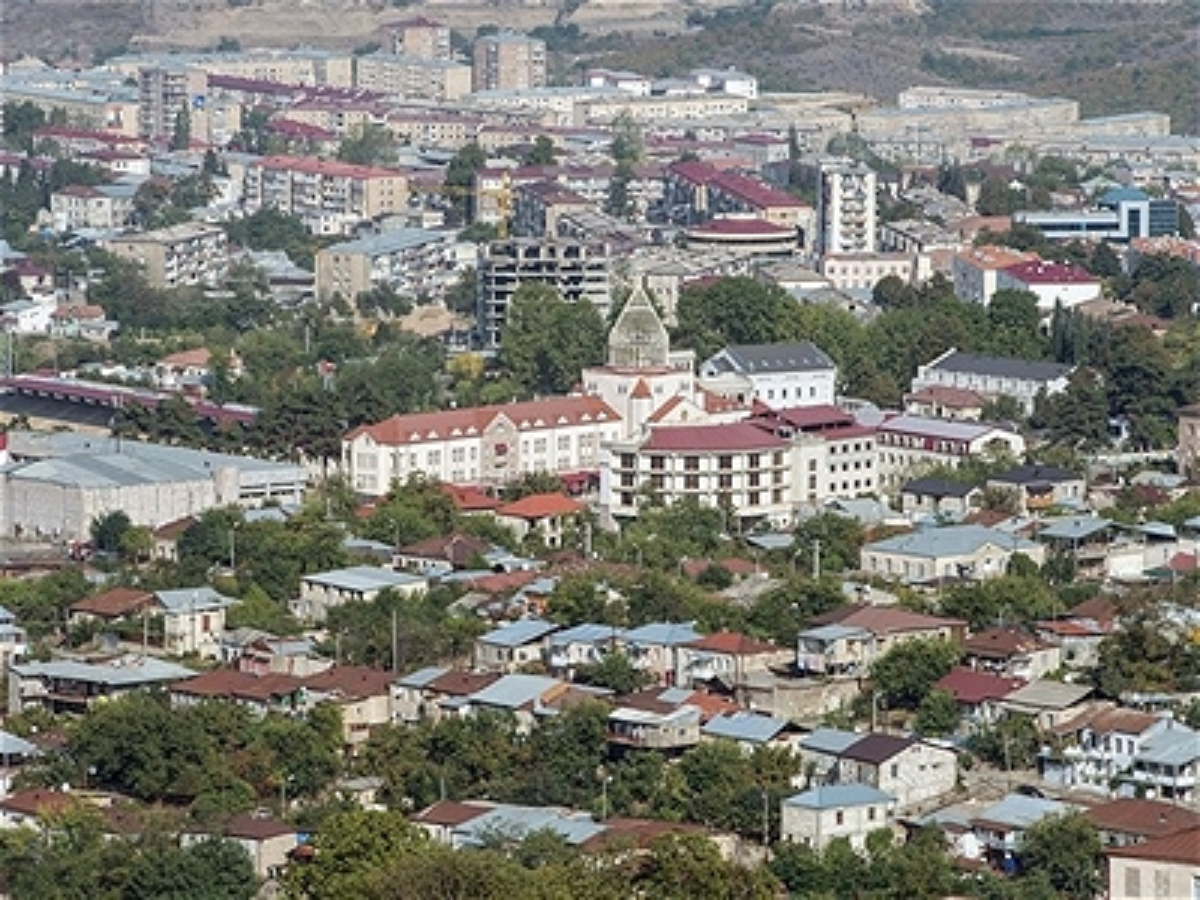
[784,784,895,810]
[702,712,789,745]
[799,727,862,756]
[478,618,558,648]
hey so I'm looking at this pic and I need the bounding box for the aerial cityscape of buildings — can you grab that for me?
[0,8,1199,898]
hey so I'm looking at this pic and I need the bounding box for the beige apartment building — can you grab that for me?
[242,156,409,235]
[315,228,469,302]
[104,223,229,289]
[472,34,546,92]
[380,17,452,59]
[355,53,472,102]
[342,396,622,496]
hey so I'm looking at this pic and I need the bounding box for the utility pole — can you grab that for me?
[812,539,822,580]
[391,607,399,674]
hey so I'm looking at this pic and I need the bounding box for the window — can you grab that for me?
[620,454,636,469]
[890,764,899,779]
[684,456,700,471]
[557,435,570,451]
[718,455,733,470]
[685,475,700,490]
[650,455,665,470]
[718,474,733,489]
[868,807,876,821]
[834,810,844,826]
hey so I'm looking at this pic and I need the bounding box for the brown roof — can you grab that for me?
[158,348,212,368]
[1086,798,1200,840]
[687,631,780,656]
[412,800,491,827]
[934,667,1025,704]
[441,484,502,512]
[496,492,584,520]
[906,385,985,408]
[1107,825,1200,866]
[171,669,303,702]
[815,604,966,637]
[153,515,195,540]
[70,587,155,619]
[963,627,1049,658]
[398,533,491,567]
[0,788,78,818]
[224,812,296,841]
[304,665,393,700]
[426,670,500,697]
[1065,596,1119,627]
[1051,703,1165,738]
[840,733,915,765]
[580,817,708,852]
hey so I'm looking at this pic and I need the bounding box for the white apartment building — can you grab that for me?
[874,413,1026,492]
[50,181,139,232]
[241,155,409,236]
[818,252,929,291]
[354,53,472,102]
[952,246,1039,306]
[342,396,622,496]
[817,158,877,255]
[600,422,794,528]
[911,349,1074,416]
[315,228,471,302]
[996,260,1103,314]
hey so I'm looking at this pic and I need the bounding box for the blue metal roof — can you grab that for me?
[864,524,1037,559]
[549,623,624,647]
[301,566,427,593]
[1137,725,1200,767]
[975,794,1067,829]
[155,587,235,613]
[467,673,560,709]
[1038,516,1111,542]
[702,712,787,744]
[784,784,894,809]
[452,804,605,847]
[799,727,863,756]
[0,729,39,757]
[395,666,449,689]
[797,624,872,643]
[624,622,702,646]
[479,618,558,648]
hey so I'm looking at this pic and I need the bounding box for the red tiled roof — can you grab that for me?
[1107,825,1200,866]
[441,483,502,512]
[1004,260,1099,285]
[689,217,791,236]
[257,155,404,180]
[71,587,155,619]
[687,631,780,656]
[642,422,788,452]
[398,533,492,566]
[630,378,652,400]
[463,569,539,594]
[496,492,583,520]
[347,396,619,447]
[153,515,195,540]
[934,667,1024,705]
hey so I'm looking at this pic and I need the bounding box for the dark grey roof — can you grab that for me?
[928,350,1072,383]
[901,477,977,499]
[704,341,835,375]
[989,464,1081,486]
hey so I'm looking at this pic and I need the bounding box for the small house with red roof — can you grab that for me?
[1106,825,1200,899]
[963,627,1061,681]
[495,492,584,549]
[933,667,1024,728]
[184,811,299,879]
[997,259,1101,313]
[68,586,156,625]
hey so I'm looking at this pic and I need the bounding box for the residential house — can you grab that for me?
[780,784,896,851]
[68,587,156,626]
[932,668,1024,730]
[1036,595,1120,669]
[836,733,958,812]
[608,698,703,753]
[962,628,1062,681]
[805,605,967,663]
[495,493,584,549]
[0,729,39,797]
[304,665,396,752]
[1085,797,1200,848]
[898,477,981,520]
[952,245,1038,306]
[903,385,986,422]
[997,259,1102,313]
[701,711,792,752]
[151,516,193,562]
[1178,402,1200,479]
[999,679,1093,731]
[50,181,137,231]
[1041,704,1171,792]
[7,655,195,714]
[859,524,1045,584]
[794,623,873,678]
[1127,721,1199,803]
[797,728,863,783]
[460,673,583,732]
[546,624,624,678]
[169,669,306,717]
[395,533,492,575]
[391,668,500,724]
[473,618,559,673]
[675,631,791,691]
[622,621,703,686]
[314,228,468,302]
[294,566,428,623]
[698,341,838,409]
[232,634,330,677]
[155,587,235,658]
[0,606,29,668]
[987,464,1087,514]
[1034,516,1114,581]
[909,349,1073,417]
[1106,826,1200,900]
[184,812,299,880]
[970,794,1072,870]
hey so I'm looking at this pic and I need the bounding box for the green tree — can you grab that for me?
[1018,811,1103,900]
[524,135,556,166]
[499,284,606,396]
[443,142,487,225]
[609,110,644,166]
[870,637,961,710]
[125,837,257,900]
[284,809,427,900]
[675,277,797,361]
[169,105,191,151]
[792,512,865,577]
[575,651,651,695]
[91,510,133,552]
[337,123,398,167]
[915,688,961,737]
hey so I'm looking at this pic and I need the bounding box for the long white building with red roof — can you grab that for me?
[342,395,622,496]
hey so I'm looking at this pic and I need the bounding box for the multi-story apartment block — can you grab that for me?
[511,181,593,239]
[242,155,409,235]
[476,238,612,347]
[874,413,1026,492]
[952,245,1039,306]
[817,158,877,255]
[354,53,472,102]
[103,223,229,289]
[315,228,471,302]
[138,65,208,140]
[601,422,794,528]
[342,396,622,496]
[818,252,928,291]
[380,17,452,60]
[664,160,815,239]
[0,70,139,137]
[996,260,1103,314]
[1015,188,1180,244]
[472,34,547,92]
[912,348,1074,416]
[50,182,139,232]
